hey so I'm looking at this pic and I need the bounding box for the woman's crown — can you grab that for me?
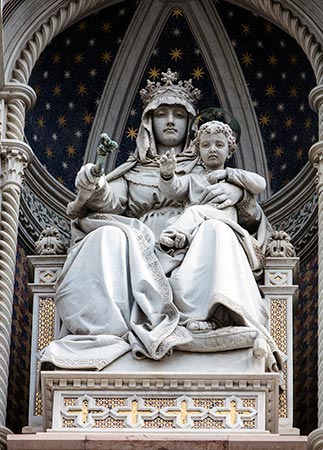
[140,68,201,108]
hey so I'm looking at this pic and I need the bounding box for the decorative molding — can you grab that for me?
[42,371,279,433]
[20,184,71,248]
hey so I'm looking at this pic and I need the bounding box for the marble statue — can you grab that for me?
[158,120,266,262]
[40,69,283,373]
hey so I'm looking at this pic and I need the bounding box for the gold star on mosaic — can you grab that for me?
[289,55,298,66]
[34,85,41,95]
[265,84,276,97]
[101,50,112,63]
[305,118,312,129]
[77,83,88,96]
[126,126,138,140]
[264,22,273,33]
[259,113,270,126]
[274,146,283,157]
[148,67,160,80]
[172,8,183,18]
[289,86,298,97]
[45,147,54,158]
[284,117,294,128]
[74,53,84,64]
[57,176,65,184]
[58,115,67,127]
[241,52,253,66]
[267,53,278,67]
[83,112,94,124]
[102,21,112,33]
[192,67,205,80]
[297,147,304,159]
[36,116,45,128]
[169,47,183,61]
[52,85,62,96]
[77,21,87,32]
[52,53,61,64]
[241,23,251,35]
[66,144,76,156]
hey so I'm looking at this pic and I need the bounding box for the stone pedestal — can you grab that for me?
[40,350,279,434]
[7,432,307,450]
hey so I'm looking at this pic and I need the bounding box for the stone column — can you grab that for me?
[308,86,323,450]
[0,83,35,448]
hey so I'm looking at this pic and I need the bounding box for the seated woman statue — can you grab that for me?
[40,69,282,373]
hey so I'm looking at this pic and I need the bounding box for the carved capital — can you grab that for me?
[308,141,323,173]
[0,83,36,110]
[0,139,33,186]
[309,85,323,113]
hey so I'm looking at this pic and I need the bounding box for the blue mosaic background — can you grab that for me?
[25,1,317,194]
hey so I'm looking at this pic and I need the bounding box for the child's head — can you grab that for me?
[194,120,237,157]
[192,120,237,170]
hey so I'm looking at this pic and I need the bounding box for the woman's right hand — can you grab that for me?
[66,164,106,219]
[75,163,105,191]
[159,148,177,179]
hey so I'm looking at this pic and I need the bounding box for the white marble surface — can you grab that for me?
[102,348,265,374]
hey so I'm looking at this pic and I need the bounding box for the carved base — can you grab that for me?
[41,350,279,434]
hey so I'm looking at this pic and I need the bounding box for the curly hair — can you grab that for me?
[193,120,237,158]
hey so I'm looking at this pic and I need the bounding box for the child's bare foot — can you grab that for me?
[160,232,187,249]
[160,235,175,248]
[174,232,186,249]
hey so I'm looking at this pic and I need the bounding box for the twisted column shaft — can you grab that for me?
[309,88,323,446]
[0,142,32,429]
[0,81,35,440]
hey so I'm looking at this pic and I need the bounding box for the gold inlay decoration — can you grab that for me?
[144,398,175,408]
[62,418,77,428]
[192,418,225,429]
[164,399,204,425]
[143,417,174,429]
[242,398,256,408]
[243,419,256,429]
[37,297,56,351]
[64,398,77,407]
[270,297,288,418]
[35,391,42,416]
[95,398,126,408]
[214,400,255,426]
[35,298,56,417]
[94,418,125,428]
[65,398,105,425]
[115,400,154,426]
[193,398,224,408]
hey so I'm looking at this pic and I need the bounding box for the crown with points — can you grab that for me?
[140,68,201,108]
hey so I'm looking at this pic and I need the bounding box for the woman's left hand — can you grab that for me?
[199,182,243,208]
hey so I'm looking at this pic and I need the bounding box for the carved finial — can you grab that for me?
[35,226,66,255]
[161,68,178,85]
[265,230,296,258]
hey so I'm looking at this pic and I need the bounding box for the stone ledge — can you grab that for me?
[7,432,307,450]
